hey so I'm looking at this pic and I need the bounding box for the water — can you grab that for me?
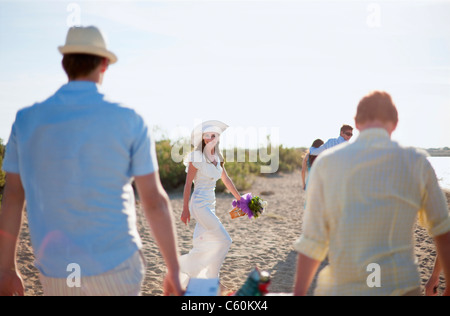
[428,157,450,191]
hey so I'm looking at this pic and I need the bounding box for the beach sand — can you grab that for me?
[16,172,450,296]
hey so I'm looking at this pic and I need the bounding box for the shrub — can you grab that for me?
[154,137,305,193]
[277,145,305,173]
[155,139,187,190]
[216,152,257,193]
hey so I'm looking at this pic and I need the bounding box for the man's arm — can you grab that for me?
[134,172,183,296]
[425,254,442,296]
[419,157,450,296]
[294,156,329,295]
[0,173,25,296]
[309,138,339,156]
[294,253,321,296]
[434,231,450,296]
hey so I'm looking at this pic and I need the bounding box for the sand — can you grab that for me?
[15,171,450,296]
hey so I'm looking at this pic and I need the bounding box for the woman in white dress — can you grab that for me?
[180,121,241,283]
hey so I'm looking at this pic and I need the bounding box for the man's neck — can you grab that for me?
[70,70,103,84]
[357,121,396,137]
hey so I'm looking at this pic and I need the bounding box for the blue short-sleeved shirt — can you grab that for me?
[3,81,158,278]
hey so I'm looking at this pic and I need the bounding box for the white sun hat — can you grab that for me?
[58,26,118,64]
[191,120,229,148]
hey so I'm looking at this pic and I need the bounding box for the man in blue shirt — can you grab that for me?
[0,26,182,296]
[309,124,354,156]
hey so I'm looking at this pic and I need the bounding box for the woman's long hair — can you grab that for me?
[196,139,225,167]
[308,138,324,167]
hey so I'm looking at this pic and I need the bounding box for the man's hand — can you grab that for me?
[163,271,184,296]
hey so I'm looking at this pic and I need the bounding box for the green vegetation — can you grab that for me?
[155,137,305,193]
[426,147,450,157]
[156,139,189,190]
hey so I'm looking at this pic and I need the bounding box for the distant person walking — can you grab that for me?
[309,124,353,156]
[302,139,324,190]
[0,26,182,296]
[294,91,450,296]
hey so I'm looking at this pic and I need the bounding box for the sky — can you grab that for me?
[1,0,449,149]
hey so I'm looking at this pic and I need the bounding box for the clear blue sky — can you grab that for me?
[1,0,449,149]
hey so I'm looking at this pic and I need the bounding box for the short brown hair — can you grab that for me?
[355,91,398,125]
[62,54,105,80]
[340,124,353,133]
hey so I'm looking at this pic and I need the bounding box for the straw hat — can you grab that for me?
[58,26,118,64]
[191,120,229,148]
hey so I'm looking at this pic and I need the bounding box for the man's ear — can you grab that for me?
[388,121,398,135]
[100,58,109,73]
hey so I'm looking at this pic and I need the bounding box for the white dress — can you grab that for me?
[179,151,232,282]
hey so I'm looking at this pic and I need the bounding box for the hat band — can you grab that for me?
[58,45,118,64]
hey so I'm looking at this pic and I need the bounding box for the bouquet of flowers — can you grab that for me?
[230,193,267,219]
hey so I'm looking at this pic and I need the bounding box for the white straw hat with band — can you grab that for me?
[191,120,229,149]
[58,26,118,64]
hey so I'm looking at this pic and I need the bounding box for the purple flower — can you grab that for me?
[233,193,254,219]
